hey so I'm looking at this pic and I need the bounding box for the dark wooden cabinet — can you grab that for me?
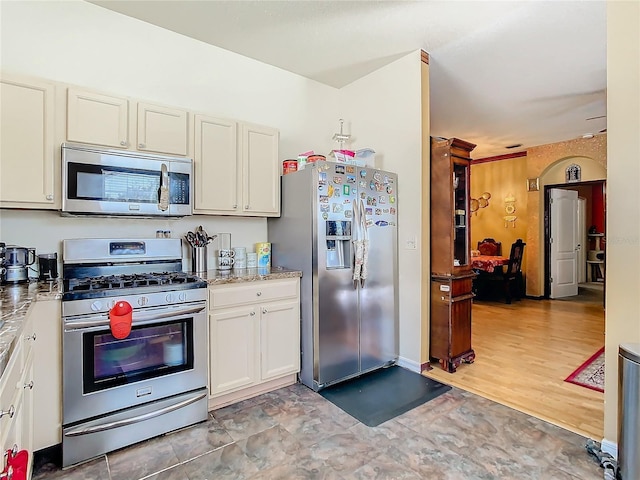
[430,137,476,373]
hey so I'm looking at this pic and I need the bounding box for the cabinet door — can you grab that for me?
[193,114,239,214]
[260,299,300,381]
[137,102,188,155]
[0,342,24,457]
[67,88,129,148]
[209,306,259,396]
[240,122,280,216]
[0,75,56,207]
[32,300,62,451]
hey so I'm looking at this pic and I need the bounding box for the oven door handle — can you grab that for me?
[63,390,207,437]
[65,304,206,330]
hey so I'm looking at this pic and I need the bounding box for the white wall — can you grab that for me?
[340,51,424,368]
[0,0,339,267]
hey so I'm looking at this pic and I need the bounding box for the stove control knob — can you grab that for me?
[166,293,174,303]
[178,292,187,302]
[90,301,103,312]
[138,296,148,307]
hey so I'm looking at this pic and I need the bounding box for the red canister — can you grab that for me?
[283,159,298,174]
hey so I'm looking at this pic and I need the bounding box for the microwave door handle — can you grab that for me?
[158,163,169,211]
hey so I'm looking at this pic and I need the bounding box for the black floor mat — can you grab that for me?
[319,366,451,427]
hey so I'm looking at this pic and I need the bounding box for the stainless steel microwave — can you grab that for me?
[61,143,193,217]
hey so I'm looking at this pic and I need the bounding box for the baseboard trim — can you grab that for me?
[601,438,618,459]
[396,356,421,373]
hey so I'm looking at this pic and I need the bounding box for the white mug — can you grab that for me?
[219,249,235,258]
[218,256,235,270]
[246,252,257,268]
[233,247,247,259]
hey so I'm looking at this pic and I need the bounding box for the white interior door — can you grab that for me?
[550,188,579,298]
[577,197,586,284]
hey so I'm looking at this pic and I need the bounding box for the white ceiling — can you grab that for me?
[90,0,607,159]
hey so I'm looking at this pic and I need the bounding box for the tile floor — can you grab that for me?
[33,383,603,479]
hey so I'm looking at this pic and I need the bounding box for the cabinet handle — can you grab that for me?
[256,292,262,296]
[232,204,238,209]
[245,205,250,209]
[120,141,127,146]
[262,308,267,314]
[25,333,36,341]
[139,143,146,149]
[0,405,15,419]
[249,311,256,316]
[23,381,34,390]
[46,194,53,201]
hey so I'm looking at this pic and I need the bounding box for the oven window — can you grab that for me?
[83,318,194,394]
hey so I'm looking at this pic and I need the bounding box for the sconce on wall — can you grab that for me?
[470,192,491,215]
[504,194,517,227]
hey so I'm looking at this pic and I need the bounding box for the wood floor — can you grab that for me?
[424,284,605,441]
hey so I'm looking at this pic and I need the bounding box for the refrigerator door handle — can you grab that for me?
[352,197,360,289]
[359,199,368,288]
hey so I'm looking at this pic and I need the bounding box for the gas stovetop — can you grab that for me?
[62,271,207,301]
[61,238,207,301]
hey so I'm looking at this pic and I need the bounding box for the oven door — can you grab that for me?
[61,143,192,217]
[63,301,207,425]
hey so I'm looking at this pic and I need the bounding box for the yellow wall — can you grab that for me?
[470,156,528,273]
[420,60,431,368]
[526,136,607,296]
[604,0,640,447]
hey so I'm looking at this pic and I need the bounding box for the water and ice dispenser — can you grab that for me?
[325,220,352,269]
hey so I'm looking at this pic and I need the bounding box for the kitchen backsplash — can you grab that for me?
[0,209,267,274]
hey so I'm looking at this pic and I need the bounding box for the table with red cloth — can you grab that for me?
[471,255,509,273]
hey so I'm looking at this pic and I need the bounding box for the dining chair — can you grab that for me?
[477,238,502,256]
[473,239,525,304]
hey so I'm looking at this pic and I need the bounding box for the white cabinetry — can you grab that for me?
[66,88,188,156]
[0,74,57,208]
[193,114,238,214]
[241,123,280,216]
[31,300,62,451]
[0,313,36,478]
[193,117,280,217]
[67,88,129,149]
[208,278,300,409]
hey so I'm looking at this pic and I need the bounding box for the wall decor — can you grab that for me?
[566,164,581,183]
[527,177,540,191]
[504,194,517,227]
[470,191,491,215]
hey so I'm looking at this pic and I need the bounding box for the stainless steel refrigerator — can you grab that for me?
[268,161,398,391]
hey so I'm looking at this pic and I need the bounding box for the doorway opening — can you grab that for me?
[543,180,606,299]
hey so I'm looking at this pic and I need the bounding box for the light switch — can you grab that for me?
[405,236,417,250]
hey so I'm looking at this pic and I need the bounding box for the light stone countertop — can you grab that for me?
[0,280,63,378]
[197,266,302,286]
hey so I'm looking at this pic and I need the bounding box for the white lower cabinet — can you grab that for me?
[0,313,36,479]
[208,278,300,409]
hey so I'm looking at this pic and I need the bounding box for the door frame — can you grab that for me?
[543,180,606,298]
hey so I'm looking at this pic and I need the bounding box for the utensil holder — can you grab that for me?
[192,246,207,274]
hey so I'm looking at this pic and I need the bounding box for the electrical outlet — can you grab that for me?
[405,236,417,250]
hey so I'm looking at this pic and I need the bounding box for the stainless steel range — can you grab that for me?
[61,238,208,468]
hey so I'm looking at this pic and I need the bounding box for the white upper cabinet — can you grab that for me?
[0,74,57,208]
[241,122,280,216]
[193,117,280,217]
[192,114,238,214]
[66,88,188,156]
[137,102,188,156]
[66,88,129,148]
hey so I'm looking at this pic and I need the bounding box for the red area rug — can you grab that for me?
[565,347,605,392]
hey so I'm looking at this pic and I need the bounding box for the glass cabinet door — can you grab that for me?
[453,162,469,267]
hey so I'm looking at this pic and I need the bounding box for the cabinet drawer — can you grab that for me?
[0,342,23,425]
[209,279,299,309]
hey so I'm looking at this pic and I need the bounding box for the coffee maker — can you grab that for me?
[2,245,36,284]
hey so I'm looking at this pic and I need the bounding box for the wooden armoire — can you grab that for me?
[430,137,477,373]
